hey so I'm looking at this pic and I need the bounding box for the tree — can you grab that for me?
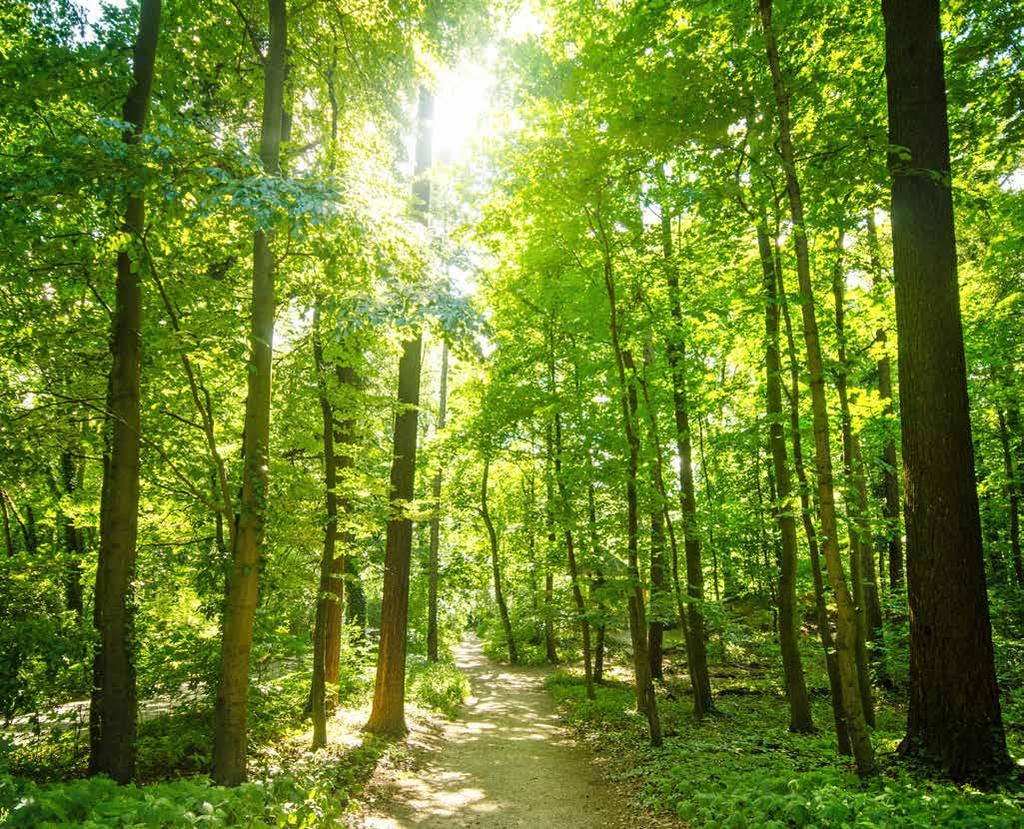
[881,0,1011,780]
[89,0,162,784]
[213,0,287,786]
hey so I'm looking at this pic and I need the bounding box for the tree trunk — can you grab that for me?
[776,241,851,753]
[311,310,337,750]
[884,0,1011,780]
[543,434,559,664]
[482,458,517,663]
[212,0,286,786]
[757,223,813,733]
[89,0,161,784]
[759,0,874,775]
[366,86,431,736]
[830,229,877,728]
[595,218,660,745]
[998,410,1023,586]
[587,478,606,684]
[553,407,594,697]
[661,211,713,719]
[865,211,904,594]
[427,343,448,662]
[59,449,85,619]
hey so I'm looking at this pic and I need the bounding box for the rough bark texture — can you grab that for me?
[212,0,286,786]
[757,223,813,733]
[882,0,1010,780]
[427,343,448,662]
[482,459,517,664]
[661,211,713,719]
[89,0,161,784]
[759,0,874,774]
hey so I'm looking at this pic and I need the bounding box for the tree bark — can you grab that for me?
[89,0,161,784]
[830,229,877,727]
[865,211,904,593]
[759,0,874,774]
[366,86,431,736]
[757,222,813,733]
[427,343,448,662]
[482,458,517,663]
[883,0,1010,780]
[661,211,713,718]
[212,0,286,786]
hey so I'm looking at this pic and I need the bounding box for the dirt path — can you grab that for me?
[354,635,656,829]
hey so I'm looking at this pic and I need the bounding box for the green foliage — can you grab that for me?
[547,671,1024,828]
[407,658,470,719]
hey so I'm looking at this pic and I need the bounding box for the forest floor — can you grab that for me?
[351,634,674,828]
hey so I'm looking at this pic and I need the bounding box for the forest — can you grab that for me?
[1,0,1023,826]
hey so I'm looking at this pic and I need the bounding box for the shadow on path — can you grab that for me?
[354,635,638,828]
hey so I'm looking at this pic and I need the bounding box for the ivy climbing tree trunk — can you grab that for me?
[427,342,448,662]
[89,0,161,785]
[882,0,1010,780]
[759,0,874,774]
[213,0,286,786]
[757,222,813,733]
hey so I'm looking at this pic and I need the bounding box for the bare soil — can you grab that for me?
[352,635,672,828]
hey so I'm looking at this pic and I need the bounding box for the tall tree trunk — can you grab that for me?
[776,242,851,754]
[543,431,559,664]
[311,311,337,750]
[427,343,448,662]
[830,229,877,727]
[759,0,874,774]
[482,458,517,663]
[212,0,286,786]
[661,211,713,719]
[865,211,904,593]
[366,86,431,736]
[883,0,1010,780]
[553,406,594,697]
[587,477,606,683]
[89,0,161,784]
[757,223,813,733]
[594,216,660,745]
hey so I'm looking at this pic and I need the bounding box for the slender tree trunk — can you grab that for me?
[776,243,851,753]
[89,0,161,784]
[311,311,337,750]
[427,343,448,662]
[213,0,286,786]
[661,211,713,718]
[1,491,13,557]
[648,470,666,682]
[757,223,813,733]
[998,410,1023,586]
[59,449,85,619]
[543,431,559,664]
[366,87,431,736]
[830,230,877,727]
[759,0,874,774]
[594,217,660,745]
[865,212,904,594]
[482,458,517,663]
[883,0,1010,780]
[587,478,606,683]
[553,409,594,697]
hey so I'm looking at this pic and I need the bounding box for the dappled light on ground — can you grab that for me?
[354,635,646,828]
